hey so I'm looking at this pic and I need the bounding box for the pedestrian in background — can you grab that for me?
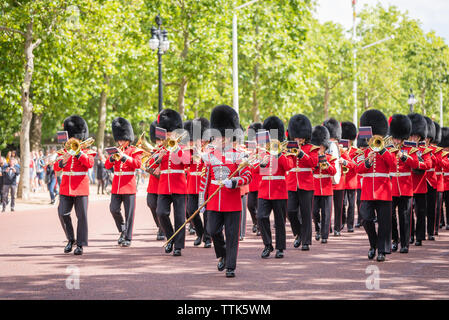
[96,151,107,195]
[0,156,4,204]
[45,157,57,204]
[2,157,20,212]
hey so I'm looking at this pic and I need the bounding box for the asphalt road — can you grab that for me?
[0,195,448,300]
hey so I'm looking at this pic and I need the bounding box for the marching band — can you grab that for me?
[54,106,449,277]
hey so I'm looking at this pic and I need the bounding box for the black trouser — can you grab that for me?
[313,196,332,240]
[2,185,16,209]
[436,192,443,231]
[356,189,362,225]
[146,193,162,231]
[97,179,105,194]
[58,195,88,246]
[426,183,437,237]
[241,195,247,238]
[157,193,186,249]
[360,200,392,254]
[413,193,427,241]
[333,190,345,232]
[257,198,286,250]
[247,191,258,226]
[391,196,412,249]
[207,210,240,270]
[110,193,137,241]
[186,194,211,242]
[288,189,314,245]
[344,189,356,229]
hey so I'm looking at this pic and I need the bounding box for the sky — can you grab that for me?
[314,0,449,43]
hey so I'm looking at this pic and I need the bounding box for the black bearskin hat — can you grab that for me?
[247,122,263,141]
[408,113,428,141]
[434,122,442,145]
[149,120,157,144]
[210,105,240,137]
[341,121,357,141]
[157,108,183,132]
[63,115,89,141]
[323,118,341,140]
[439,127,449,148]
[112,117,134,142]
[388,114,412,141]
[360,109,388,137]
[263,116,285,142]
[311,126,330,150]
[424,116,436,142]
[288,114,312,141]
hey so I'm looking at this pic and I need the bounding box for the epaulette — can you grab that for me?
[310,145,320,152]
[355,149,365,155]
[329,156,338,162]
[434,147,443,154]
[132,149,144,155]
[409,148,419,155]
[423,148,433,155]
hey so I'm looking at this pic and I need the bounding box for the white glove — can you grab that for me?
[200,206,206,214]
[223,179,233,189]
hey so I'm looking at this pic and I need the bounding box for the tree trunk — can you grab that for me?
[178,76,188,119]
[323,83,330,120]
[18,21,40,200]
[96,74,110,151]
[30,112,43,151]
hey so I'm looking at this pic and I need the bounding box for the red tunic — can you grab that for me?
[389,146,421,197]
[286,144,319,192]
[54,149,95,196]
[249,165,261,193]
[313,155,337,196]
[147,147,189,195]
[426,145,438,189]
[105,146,142,195]
[257,153,293,200]
[147,173,159,194]
[199,147,252,212]
[412,147,432,194]
[186,150,205,195]
[344,147,359,190]
[356,148,395,202]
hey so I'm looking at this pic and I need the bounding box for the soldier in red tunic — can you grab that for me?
[424,117,438,241]
[105,117,143,247]
[256,116,293,259]
[286,114,319,251]
[311,126,337,243]
[341,121,358,232]
[408,113,432,246]
[439,127,449,230]
[184,118,212,248]
[148,109,189,256]
[199,105,252,278]
[246,123,263,236]
[146,120,164,241]
[323,118,345,236]
[356,109,395,262]
[388,114,424,253]
[55,116,95,255]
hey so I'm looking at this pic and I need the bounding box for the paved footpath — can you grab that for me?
[0,194,448,300]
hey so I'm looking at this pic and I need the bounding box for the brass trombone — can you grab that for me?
[57,137,95,156]
[368,135,392,153]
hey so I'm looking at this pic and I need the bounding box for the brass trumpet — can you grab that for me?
[368,135,392,153]
[267,140,288,156]
[58,137,95,156]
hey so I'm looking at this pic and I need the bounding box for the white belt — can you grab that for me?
[114,172,135,176]
[444,173,449,177]
[62,172,88,176]
[189,172,202,176]
[361,173,390,178]
[436,172,443,176]
[160,169,185,174]
[262,176,285,181]
[313,174,331,179]
[390,172,412,177]
[211,180,224,186]
[427,168,435,172]
[289,168,312,173]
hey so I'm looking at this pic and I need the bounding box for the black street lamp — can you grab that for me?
[408,88,417,113]
[149,14,170,113]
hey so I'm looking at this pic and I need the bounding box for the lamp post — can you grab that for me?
[149,14,170,113]
[352,1,395,128]
[233,0,260,114]
[408,89,417,113]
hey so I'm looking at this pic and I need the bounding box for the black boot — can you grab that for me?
[275,249,284,259]
[368,248,376,260]
[293,235,301,248]
[391,241,398,252]
[226,268,235,278]
[193,236,202,246]
[118,231,126,245]
[165,240,174,254]
[377,253,385,262]
[261,244,274,259]
[217,257,225,271]
[74,246,83,255]
[64,240,75,253]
